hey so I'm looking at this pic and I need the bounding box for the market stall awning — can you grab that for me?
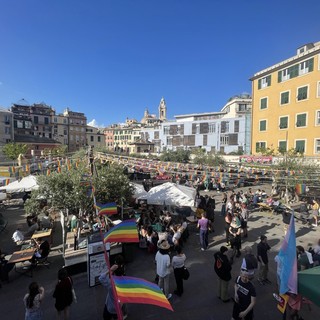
[298,266,320,307]
[0,175,39,193]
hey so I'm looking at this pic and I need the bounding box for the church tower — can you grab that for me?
[158,97,167,121]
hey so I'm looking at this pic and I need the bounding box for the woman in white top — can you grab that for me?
[172,245,186,297]
[23,282,45,320]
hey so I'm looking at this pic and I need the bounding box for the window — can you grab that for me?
[220,135,229,145]
[208,123,216,133]
[44,117,49,125]
[90,136,94,142]
[63,119,67,124]
[278,58,314,82]
[318,81,320,97]
[5,127,11,134]
[234,120,239,133]
[279,116,288,129]
[316,111,320,126]
[280,91,289,105]
[260,98,268,110]
[297,86,308,101]
[34,116,38,124]
[163,126,169,135]
[25,121,32,129]
[220,121,229,133]
[258,75,271,89]
[98,136,101,142]
[54,117,57,123]
[17,120,23,128]
[279,141,287,153]
[256,142,266,152]
[4,115,10,123]
[259,120,267,131]
[238,104,247,112]
[295,140,305,153]
[315,139,320,154]
[296,113,307,127]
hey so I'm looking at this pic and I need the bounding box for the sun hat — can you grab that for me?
[158,240,170,250]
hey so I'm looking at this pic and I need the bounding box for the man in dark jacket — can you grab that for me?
[257,235,271,285]
[214,246,232,302]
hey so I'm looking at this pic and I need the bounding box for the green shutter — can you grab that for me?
[308,58,314,72]
[258,79,261,89]
[256,142,260,152]
[278,71,282,83]
[260,98,267,109]
[260,120,266,131]
[267,75,271,86]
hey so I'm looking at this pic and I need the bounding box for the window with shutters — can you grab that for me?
[172,136,181,146]
[297,86,308,101]
[203,135,207,146]
[234,120,239,133]
[169,125,178,135]
[228,133,238,145]
[278,58,314,82]
[167,137,172,145]
[279,141,287,153]
[296,113,307,127]
[279,116,288,129]
[295,140,305,153]
[258,75,271,89]
[280,91,289,105]
[260,97,268,110]
[183,135,195,146]
[317,81,320,98]
[200,123,209,134]
[154,131,159,139]
[259,120,267,131]
[256,141,266,152]
[315,139,320,154]
[192,123,197,134]
[316,111,320,126]
[163,126,169,135]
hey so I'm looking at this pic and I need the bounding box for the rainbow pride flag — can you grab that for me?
[96,202,117,215]
[103,219,139,243]
[295,184,306,195]
[113,276,173,311]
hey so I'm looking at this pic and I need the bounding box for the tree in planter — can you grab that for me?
[192,148,207,166]
[2,142,28,164]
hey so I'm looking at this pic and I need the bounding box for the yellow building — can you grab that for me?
[250,42,320,156]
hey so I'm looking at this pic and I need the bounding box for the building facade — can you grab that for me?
[141,95,252,154]
[250,41,320,156]
[86,126,105,150]
[63,108,87,152]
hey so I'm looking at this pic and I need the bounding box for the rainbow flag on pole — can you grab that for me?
[96,202,117,215]
[295,184,306,195]
[103,220,139,243]
[113,276,173,311]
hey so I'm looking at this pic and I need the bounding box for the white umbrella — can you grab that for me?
[130,182,148,198]
[0,175,39,193]
[138,182,196,207]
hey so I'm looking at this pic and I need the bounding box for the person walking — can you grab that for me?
[172,245,186,297]
[197,212,210,251]
[220,192,227,217]
[23,282,45,320]
[257,235,271,285]
[229,216,242,263]
[232,270,256,320]
[214,246,232,302]
[155,240,172,300]
[241,246,258,280]
[53,268,74,320]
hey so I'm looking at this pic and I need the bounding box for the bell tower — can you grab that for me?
[158,97,167,121]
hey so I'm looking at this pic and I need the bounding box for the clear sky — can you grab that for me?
[1,0,320,127]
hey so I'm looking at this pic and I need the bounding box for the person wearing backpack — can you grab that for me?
[214,246,232,302]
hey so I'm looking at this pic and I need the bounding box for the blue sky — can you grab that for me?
[1,0,320,127]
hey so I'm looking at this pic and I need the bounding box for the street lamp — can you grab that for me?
[279,124,289,203]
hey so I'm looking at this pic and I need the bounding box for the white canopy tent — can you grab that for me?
[138,182,196,207]
[130,182,148,199]
[0,175,39,194]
